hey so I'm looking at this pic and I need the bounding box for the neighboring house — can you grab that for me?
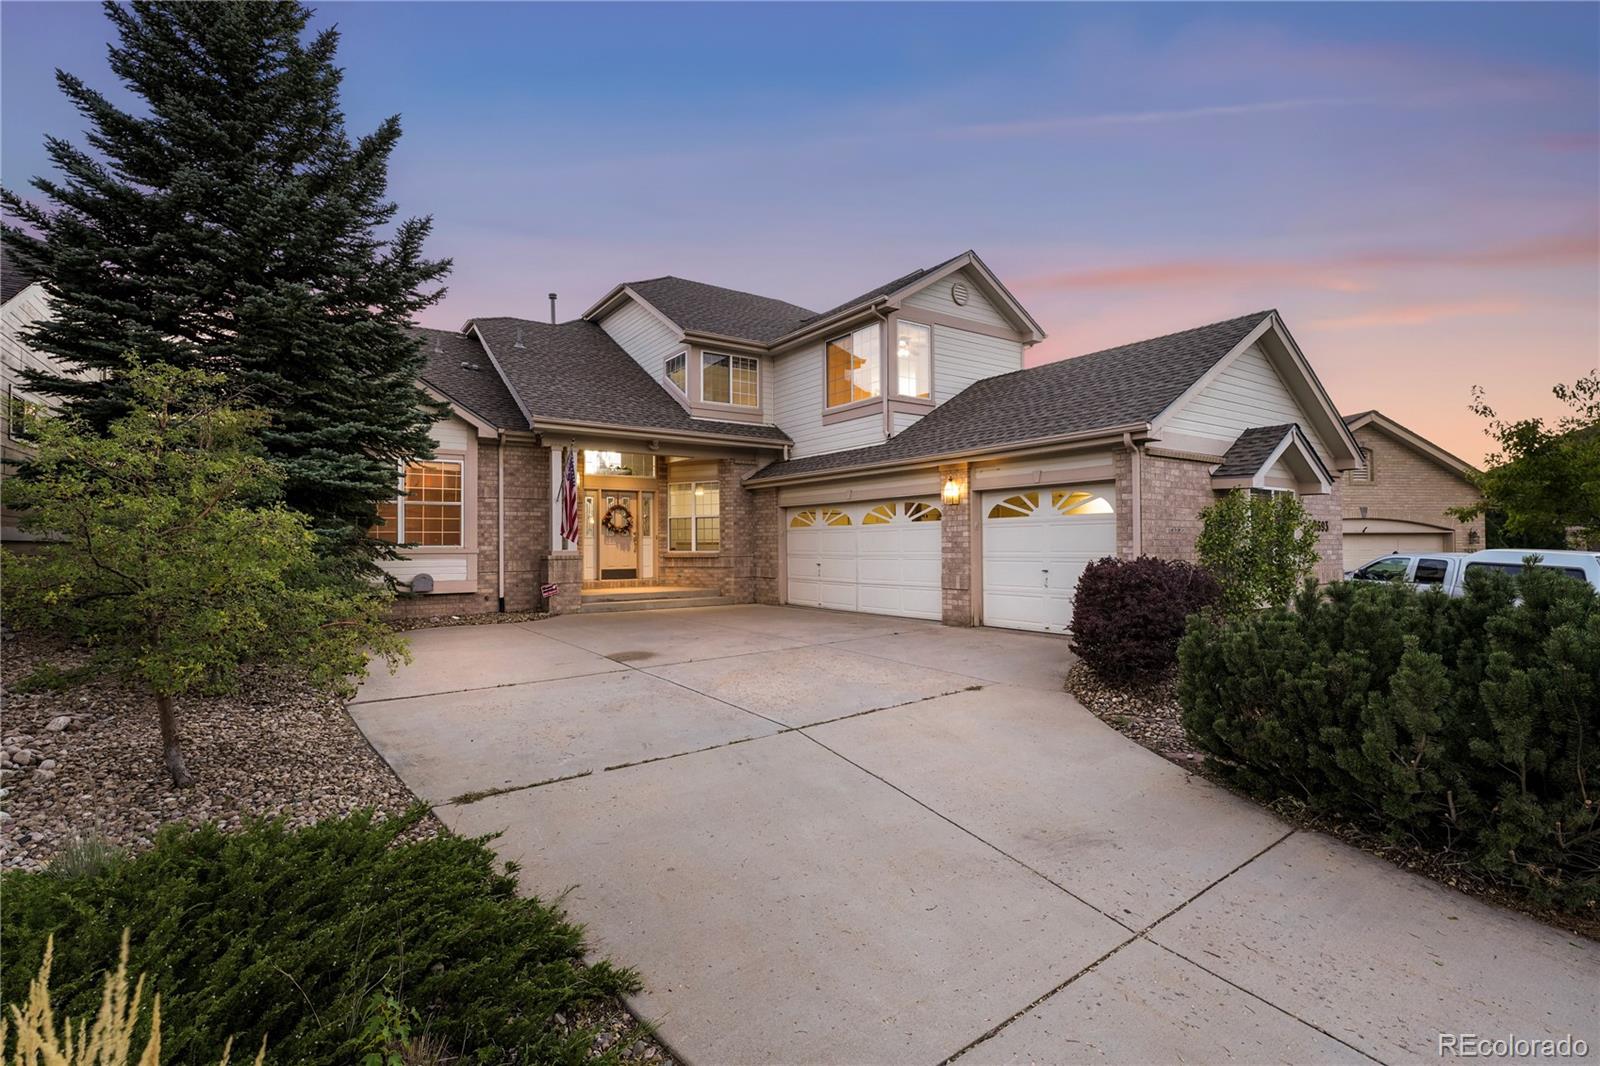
[1,251,70,547]
[385,249,1362,632]
[1340,410,1484,568]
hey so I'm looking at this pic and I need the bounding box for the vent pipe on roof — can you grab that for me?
[548,293,557,325]
[513,326,525,349]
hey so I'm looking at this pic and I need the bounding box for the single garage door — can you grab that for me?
[982,485,1116,633]
[786,498,943,619]
[1343,531,1452,569]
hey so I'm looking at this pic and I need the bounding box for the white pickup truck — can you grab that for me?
[1348,549,1600,595]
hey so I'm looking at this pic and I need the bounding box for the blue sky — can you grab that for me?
[4,2,1597,458]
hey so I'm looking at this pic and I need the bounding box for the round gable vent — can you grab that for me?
[951,281,970,306]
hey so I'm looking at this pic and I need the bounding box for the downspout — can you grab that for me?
[496,433,506,612]
[1123,431,1142,556]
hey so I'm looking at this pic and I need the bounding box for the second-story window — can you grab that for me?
[826,324,880,408]
[666,351,687,394]
[702,352,758,407]
[896,321,931,399]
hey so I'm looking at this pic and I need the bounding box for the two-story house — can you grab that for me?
[383,250,1363,630]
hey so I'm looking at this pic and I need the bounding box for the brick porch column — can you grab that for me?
[939,462,973,626]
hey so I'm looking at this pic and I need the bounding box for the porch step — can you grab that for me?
[577,593,736,614]
[582,586,719,603]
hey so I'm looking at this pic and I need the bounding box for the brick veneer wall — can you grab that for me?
[1343,425,1484,552]
[387,438,553,620]
[1127,448,1346,582]
[939,462,973,625]
[751,485,783,605]
[1137,452,1215,563]
[657,457,762,602]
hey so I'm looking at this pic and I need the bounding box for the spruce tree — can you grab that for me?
[2,1,449,572]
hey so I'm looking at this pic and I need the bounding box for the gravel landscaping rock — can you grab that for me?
[0,632,433,872]
[389,609,546,632]
[0,628,678,1061]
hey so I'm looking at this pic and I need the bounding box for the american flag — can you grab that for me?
[559,447,580,545]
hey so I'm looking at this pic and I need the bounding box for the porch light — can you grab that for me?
[942,477,965,506]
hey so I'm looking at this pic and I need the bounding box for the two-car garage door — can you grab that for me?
[784,483,1117,631]
[786,498,943,620]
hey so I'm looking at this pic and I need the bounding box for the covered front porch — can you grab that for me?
[540,438,775,615]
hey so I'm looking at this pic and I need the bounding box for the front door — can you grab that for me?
[598,491,639,579]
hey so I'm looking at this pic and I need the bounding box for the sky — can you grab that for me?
[3,2,1597,462]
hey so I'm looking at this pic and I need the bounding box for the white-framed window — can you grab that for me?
[826,324,881,407]
[895,321,931,399]
[668,480,720,551]
[584,450,656,478]
[665,351,687,394]
[701,352,758,407]
[371,459,464,547]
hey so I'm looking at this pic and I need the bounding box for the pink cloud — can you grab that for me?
[1308,299,1523,331]
[1016,232,1599,293]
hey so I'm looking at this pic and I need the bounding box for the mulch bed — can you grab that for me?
[1064,661,1600,943]
[389,609,547,632]
[0,629,673,1062]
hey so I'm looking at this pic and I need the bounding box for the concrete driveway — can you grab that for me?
[352,605,1599,1066]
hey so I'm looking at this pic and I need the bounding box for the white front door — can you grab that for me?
[981,486,1116,633]
[785,499,943,619]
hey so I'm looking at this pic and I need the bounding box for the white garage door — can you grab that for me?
[1344,531,1452,569]
[786,498,943,620]
[982,486,1116,633]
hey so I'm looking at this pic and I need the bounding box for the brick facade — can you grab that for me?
[388,439,553,620]
[1136,452,1215,563]
[939,462,973,625]
[751,485,783,605]
[1343,424,1484,552]
[1116,447,1345,583]
[655,457,763,601]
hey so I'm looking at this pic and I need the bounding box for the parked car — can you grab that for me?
[1347,549,1600,595]
[1347,552,1470,590]
[1447,549,1600,595]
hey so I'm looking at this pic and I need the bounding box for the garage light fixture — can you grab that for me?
[942,477,965,506]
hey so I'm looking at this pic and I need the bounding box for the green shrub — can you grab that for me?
[1179,566,1599,910]
[1196,488,1321,615]
[0,809,640,1065]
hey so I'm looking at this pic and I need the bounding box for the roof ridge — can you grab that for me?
[972,309,1276,388]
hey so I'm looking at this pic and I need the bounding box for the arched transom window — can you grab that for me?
[986,489,1114,519]
[790,508,851,528]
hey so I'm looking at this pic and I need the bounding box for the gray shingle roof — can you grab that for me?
[794,251,971,328]
[1,248,38,305]
[1212,424,1296,478]
[414,326,530,429]
[627,277,816,344]
[748,310,1274,482]
[469,317,790,444]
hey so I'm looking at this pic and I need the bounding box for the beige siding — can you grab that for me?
[771,340,884,457]
[933,324,1023,403]
[1,284,72,440]
[1164,343,1331,462]
[892,410,922,435]
[903,267,1011,330]
[599,298,680,382]
[375,411,480,593]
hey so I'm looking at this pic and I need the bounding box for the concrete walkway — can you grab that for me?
[351,605,1599,1066]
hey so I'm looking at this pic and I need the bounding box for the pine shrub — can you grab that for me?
[1179,566,1600,910]
[1070,556,1221,681]
[0,810,641,1065]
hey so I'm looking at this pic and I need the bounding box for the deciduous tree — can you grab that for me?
[2,364,407,787]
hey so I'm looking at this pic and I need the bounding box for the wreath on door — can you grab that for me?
[601,502,634,536]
